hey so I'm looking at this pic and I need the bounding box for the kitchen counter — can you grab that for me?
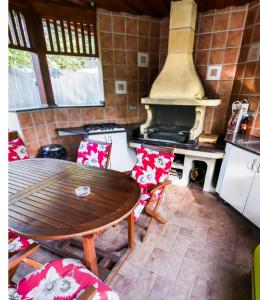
[225,133,260,155]
[129,138,225,158]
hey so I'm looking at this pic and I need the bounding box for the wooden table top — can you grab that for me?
[9,159,140,240]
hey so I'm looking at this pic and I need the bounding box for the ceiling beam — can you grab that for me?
[142,0,170,17]
[123,0,161,18]
[94,0,141,15]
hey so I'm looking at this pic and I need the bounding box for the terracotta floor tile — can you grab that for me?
[14,185,260,299]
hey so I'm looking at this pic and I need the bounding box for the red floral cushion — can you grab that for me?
[9,138,29,162]
[77,140,111,168]
[131,147,174,189]
[8,231,34,254]
[132,147,174,220]
[17,258,119,300]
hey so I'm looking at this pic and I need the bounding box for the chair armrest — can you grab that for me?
[9,243,40,270]
[149,180,172,194]
[77,286,97,300]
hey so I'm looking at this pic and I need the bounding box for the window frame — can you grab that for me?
[8,2,103,112]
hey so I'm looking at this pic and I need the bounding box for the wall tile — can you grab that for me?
[198,34,212,50]
[139,20,149,36]
[229,11,247,30]
[55,109,68,122]
[226,30,243,47]
[32,111,45,126]
[214,13,230,31]
[18,112,34,128]
[100,32,113,49]
[44,109,55,123]
[22,127,37,143]
[211,32,227,49]
[199,16,214,33]
[113,34,126,50]
[126,35,137,51]
[114,51,126,65]
[113,16,125,33]
[99,14,112,32]
[126,18,138,35]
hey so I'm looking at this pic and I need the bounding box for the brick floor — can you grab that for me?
[110,185,260,300]
[14,185,260,299]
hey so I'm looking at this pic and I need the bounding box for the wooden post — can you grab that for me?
[82,234,98,276]
[128,212,136,248]
[25,11,55,106]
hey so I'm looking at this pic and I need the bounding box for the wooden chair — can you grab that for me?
[8,255,118,300]
[8,131,19,141]
[77,139,112,169]
[8,237,41,283]
[126,144,174,242]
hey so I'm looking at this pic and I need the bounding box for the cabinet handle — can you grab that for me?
[251,159,257,171]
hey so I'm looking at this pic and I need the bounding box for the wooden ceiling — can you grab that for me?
[15,0,254,18]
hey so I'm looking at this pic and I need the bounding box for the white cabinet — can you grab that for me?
[89,132,136,172]
[243,170,260,228]
[218,143,260,228]
[219,144,259,213]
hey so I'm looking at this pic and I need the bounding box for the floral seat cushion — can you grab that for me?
[10,258,119,300]
[9,138,29,162]
[77,140,111,168]
[131,147,174,220]
[8,231,34,255]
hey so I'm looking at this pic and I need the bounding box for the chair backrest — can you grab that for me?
[8,131,29,161]
[131,146,175,189]
[77,139,112,169]
[141,144,174,155]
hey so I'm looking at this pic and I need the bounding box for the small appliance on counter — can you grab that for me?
[227,99,249,134]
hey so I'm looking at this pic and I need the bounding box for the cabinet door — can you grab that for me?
[243,167,260,228]
[219,145,258,213]
[108,132,136,172]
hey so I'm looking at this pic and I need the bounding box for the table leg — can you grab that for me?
[128,212,136,249]
[82,234,98,276]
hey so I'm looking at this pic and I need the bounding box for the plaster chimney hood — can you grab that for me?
[141,0,221,107]
[140,0,221,141]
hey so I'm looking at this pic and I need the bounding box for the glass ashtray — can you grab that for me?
[75,186,91,197]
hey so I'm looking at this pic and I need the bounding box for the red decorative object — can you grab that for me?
[11,258,119,300]
[8,138,29,162]
[131,147,174,220]
[77,140,112,168]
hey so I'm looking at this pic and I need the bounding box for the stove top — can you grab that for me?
[83,123,125,134]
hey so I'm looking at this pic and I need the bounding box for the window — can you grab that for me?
[47,55,104,106]
[8,5,103,110]
[8,49,42,110]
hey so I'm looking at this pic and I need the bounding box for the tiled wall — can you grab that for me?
[229,0,260,137]
[98,9,160,124]
[15,2,260,159]
[16,9,161,158]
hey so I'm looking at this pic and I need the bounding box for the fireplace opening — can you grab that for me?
[189,160,207,189]
[143,105,196,143]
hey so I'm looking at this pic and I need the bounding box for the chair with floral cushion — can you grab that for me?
[8,131,29,162]
[126,145,174,241]
[8,231,41,283]
[77,139,112,169]
[9,257,119,300]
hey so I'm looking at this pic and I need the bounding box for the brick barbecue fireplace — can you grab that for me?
[140,0,221,146]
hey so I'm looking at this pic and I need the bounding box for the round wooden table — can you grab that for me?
[9,158,140,275]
